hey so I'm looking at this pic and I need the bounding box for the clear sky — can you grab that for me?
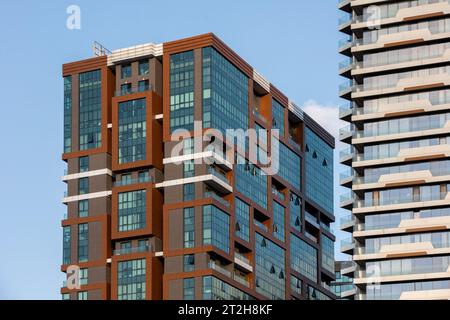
[0,0,347,299]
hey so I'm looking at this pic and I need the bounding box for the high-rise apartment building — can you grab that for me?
[339,0,450,300]
[330,261,356,299]
[60,33,336,300]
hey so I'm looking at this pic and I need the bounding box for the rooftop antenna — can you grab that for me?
[93,41,111,57]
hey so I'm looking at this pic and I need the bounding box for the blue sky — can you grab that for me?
[0,0,346,299]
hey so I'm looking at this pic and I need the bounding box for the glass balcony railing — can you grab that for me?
[204,191,230,208]
[340,146,355,161]
[340,192,356,204]
[234,252,251,265]
[341,238,355,249]
[305,231,318,243]
[305,211,319,227]
[340,215,354,226]
[115,84,152,97]
[113,244,152,256]
[208,166,229,184]
[320,221,334,235]
[271,186,285,201]
[114,175,153,187]
[358,263,450,279]
[357,241,450,255]
[233,273,250,287]
[340,168,355,182]
[208,261,231,277]
[253,109,268,124]
[356,192,447,208]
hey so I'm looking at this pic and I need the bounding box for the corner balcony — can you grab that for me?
[340,168,354,188]
[340,192,356,210]
[339,125,354,144]
[338,38,352,56]
[338,12,352,34]
[341,261,356,276]
[338,59,354,78]
[352,1,450,31]
[340,214,355,232]
[353,191,450,215]
[339,80,354,100]
[337,0,351,13]
[352,73,450,100]
[353,144,450,169]
[340,147,355,166]
[354,215,450,238]
[340,237,356,254]
[339,103,353,122]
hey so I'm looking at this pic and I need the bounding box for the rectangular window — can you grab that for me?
[79,156,89,172]
[202,47,248,134]
[202,276,254,300]
[118,190,146,231]
[79,70,101,151]
[291,234,317,282]
[235,154,268,209]
[183,183,195,201]
[305,127,334,214]
[272,99,285,137]
[170,51,195,132]
[117,259,146,300]
[321,235,335,274]
[138,80,149,92]
[118,99,146,164]
[184,207,195,248]
[272,140,301,190]
[63,76,72,153]
[138,170,149,183]
[63,226,71,265]
[203,205,230,253]
[183,160,194,178]
[79,268,88,285]
[138,60,149,76]
[78,177,89,195]
[121,64,131,79]
[78,223,89,263]
[77,291,87,300]
[183,278,195,300]
[183,254,195,272]
[290,193,302,232]
[78,200,88,218]
[255,233,286,300]
[273,201,285,242]
[235,198,250,242]
[62,293,70,300]
[121,83,131,95]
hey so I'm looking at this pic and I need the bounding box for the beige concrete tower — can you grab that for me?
[339,0,450,300]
